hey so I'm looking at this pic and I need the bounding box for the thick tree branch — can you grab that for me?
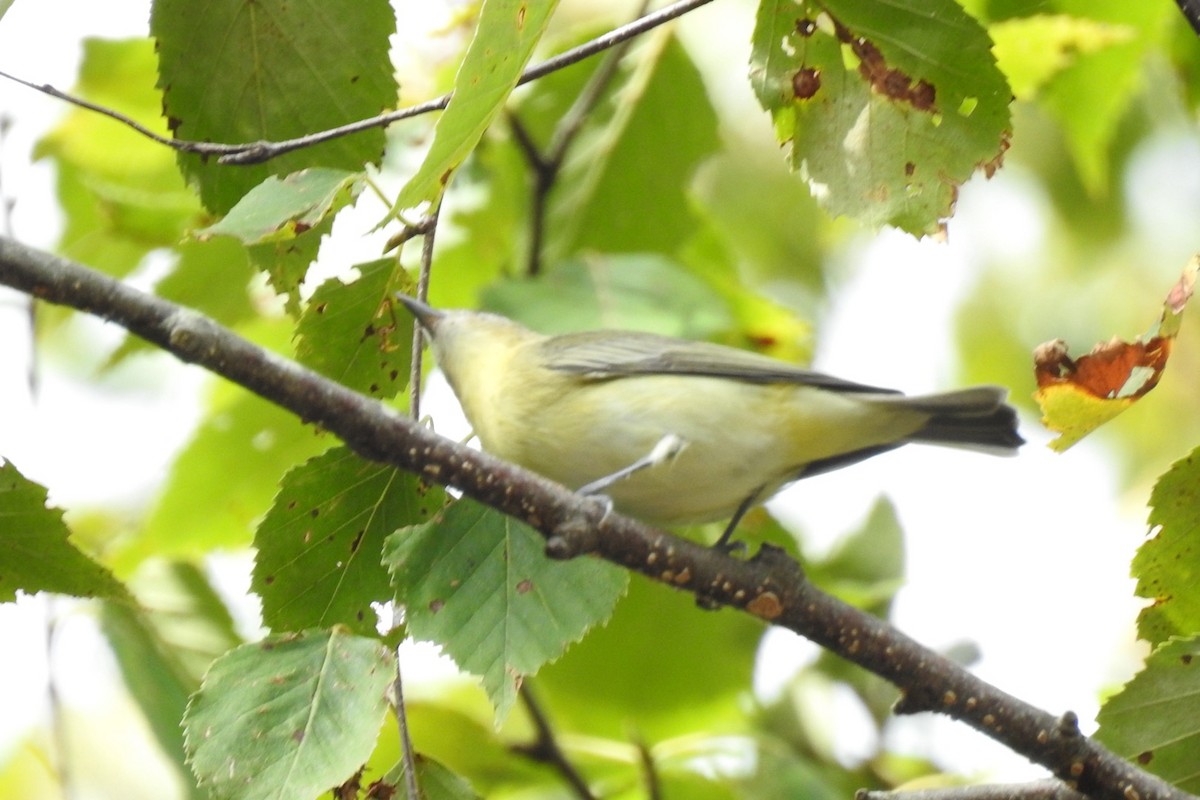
[857,780,1088,800]
[0,0,715,166]
[0,236,1190,800]
[1176,0,1200,35]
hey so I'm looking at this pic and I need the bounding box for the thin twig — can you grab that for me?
[44,602,73,799]
[0,0,717,167]
[634,735,661,800]
[0,113,14,236]
[392,657,421,800]
[405,206,441,421]
[509,0,653,275]
[545,0,653,166]
[0,112,36,395]
[0,68,180,150]
[506,114,552,277]
[0,236,1191,800]
[392,204,442,800]
[515,684,596,800]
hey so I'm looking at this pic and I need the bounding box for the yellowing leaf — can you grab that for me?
[1034,257,1198,451]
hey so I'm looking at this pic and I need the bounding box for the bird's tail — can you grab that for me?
[890,386,1024,452]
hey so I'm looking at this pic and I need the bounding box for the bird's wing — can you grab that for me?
[539,330,898,394]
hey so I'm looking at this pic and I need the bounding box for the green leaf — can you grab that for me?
[126,559,243,682]
[1095,635,1200,794]
[254,446,447,635]
[33,38,203,277]
[750,0,1012,235]
[294,258,412,398]
[421,138,528,308]
[116,392,330,573]
[542,32,720,259]
[1134,447,1200,645]
[0,461,128,603]
[198,168,365,312]
[201,169,363,244]
[100,560,242,792]
[676,220,817,366]
[382,754,483,800]
[247,223,336,317]
[160,237,259,327]
[536,573,762,741]
[686,150,824,296]
[152,0,397,214]
[184,629,393,800]
[482,254,731,337]
[101,603,197,790]
[654,774,739,800]
[404,700,546,792]
[394,0,559,213]
[384,499,627,720]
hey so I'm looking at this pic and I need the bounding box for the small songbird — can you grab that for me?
[398,294,1023,548]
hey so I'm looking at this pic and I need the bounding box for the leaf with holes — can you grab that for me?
[750,0,1011,235]
[384,499,627,719]
[1034,257,1197,452]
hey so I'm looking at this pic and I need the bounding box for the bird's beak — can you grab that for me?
[395,293,444,333]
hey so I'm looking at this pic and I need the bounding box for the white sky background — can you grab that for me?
[0,0,1195,795]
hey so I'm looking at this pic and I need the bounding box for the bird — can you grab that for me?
[397,294,1023,549]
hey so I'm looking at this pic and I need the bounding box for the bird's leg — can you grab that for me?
[711,489,765,553]
[577,433,688,496]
